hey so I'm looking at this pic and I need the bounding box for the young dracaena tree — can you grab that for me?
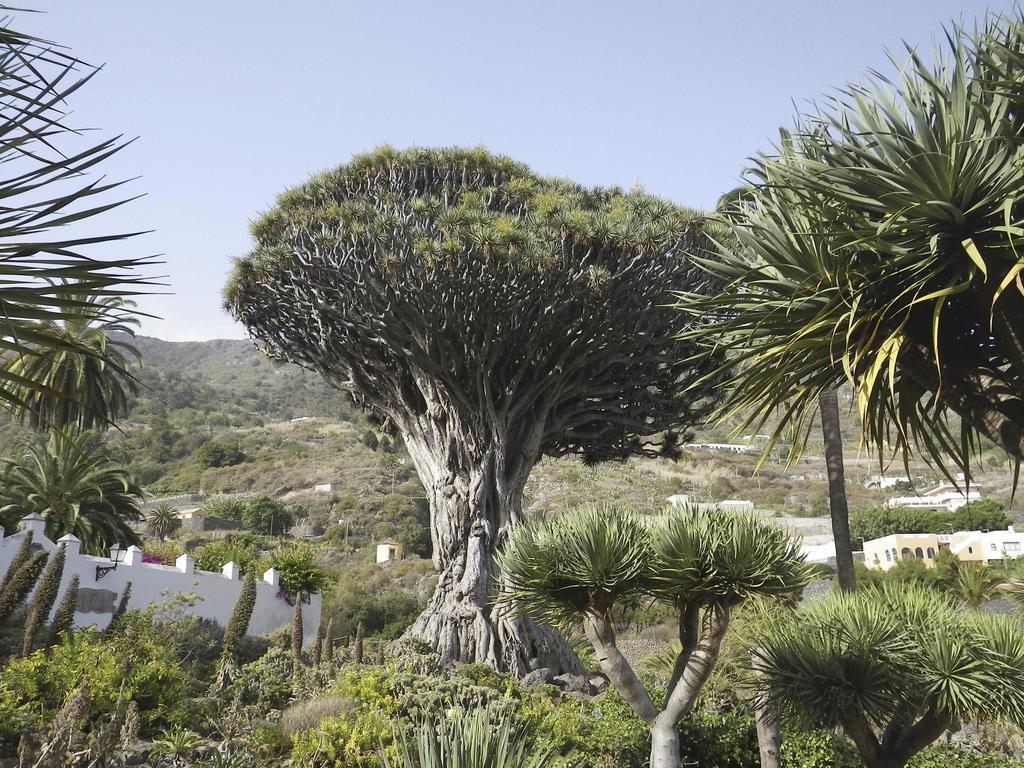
[223,146,724,674]
[498,505,809,768]
[753,584,1024,768]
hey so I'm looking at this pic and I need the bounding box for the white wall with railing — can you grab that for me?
[0,513,320,645]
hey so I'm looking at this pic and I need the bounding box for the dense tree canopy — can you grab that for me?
[225,145,722,465]
[224,146,724,673]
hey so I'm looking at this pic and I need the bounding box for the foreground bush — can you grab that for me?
[0,625,194,748]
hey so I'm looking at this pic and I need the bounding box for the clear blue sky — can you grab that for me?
[28,0,998,341]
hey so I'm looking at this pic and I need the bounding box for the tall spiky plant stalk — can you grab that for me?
[0,530,33,593]
[104,582,131,637]
[320,618,333,666]
[354,621,364,664]
[0,550,48,623]
[49,574,80,645]
[291,601,303,664]
[21,544,65,655]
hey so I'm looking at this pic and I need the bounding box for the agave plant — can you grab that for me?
[754,583,1024,768]
[0,12,150,424]
[383,705,551,768]
[679,13,1024,473]
[498,504,809,768]
[0,430,144,553]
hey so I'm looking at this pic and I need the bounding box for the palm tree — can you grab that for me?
[950,563,999,609]
[0,12,150,423]
[3,293,140,432]
[499,504,810,768]
[0,430,144,553]
[753,584,1024,768]
[145,502,182,541]
[678,14,1024,475]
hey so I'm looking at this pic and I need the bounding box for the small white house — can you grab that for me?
[886,482,982,512]
[314,482,341,493]
[376,540,403,564]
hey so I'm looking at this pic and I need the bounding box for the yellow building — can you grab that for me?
[863,526,1023,570]
[863,533,940,570]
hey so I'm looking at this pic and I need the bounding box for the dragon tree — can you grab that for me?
[224,146,722,674]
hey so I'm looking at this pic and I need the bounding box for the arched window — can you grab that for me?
[914,547,924,559]
[926,547,935,559]
[901,547,911,559]
[885,550,892,562]
[892,548,898,560]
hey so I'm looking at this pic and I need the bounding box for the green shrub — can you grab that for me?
[534,688,648,768]
[268,543,329,599]
[197,441,247,468]
[290,708,398,767]
[194,535,261,575]
[241,496,293,535]
[908,746,1024,768]
[781,730,860,768]
[280,695,356,737]
[0,625,193,748]
[203,496,248,520]
[227,647,295,713]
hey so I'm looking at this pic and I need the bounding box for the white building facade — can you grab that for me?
[0,514,321,643]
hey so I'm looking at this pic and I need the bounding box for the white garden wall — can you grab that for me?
[0,514,320,645]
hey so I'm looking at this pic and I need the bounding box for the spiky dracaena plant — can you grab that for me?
[212,574,257,692]
[145,503,182,541]
[21,544,65,655]
[224,146,725,674]
[0,549,48,623]
[754,584,1024,768]
[49,574,80,644]
[384,704,552,768]
[499,504,810,768]
[678,14,1024,478]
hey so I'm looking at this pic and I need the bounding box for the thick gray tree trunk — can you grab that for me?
[818,387,856,593]
[398,413,581,676]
